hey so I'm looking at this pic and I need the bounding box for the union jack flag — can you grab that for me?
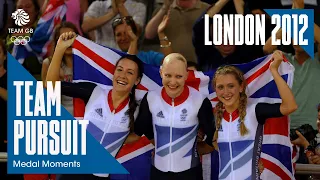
[12,0,66,64]
[72,36,295,180]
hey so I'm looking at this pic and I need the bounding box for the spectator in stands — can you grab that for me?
[263,3,320,130]
[6,0,42,80]
[192,0,264,71]
[82,0,146,49]
[201,0,214,4]
[41,21,79,115]
[318,42,320,57]
[145,0,210,63]
[246,0,285,50]
[316,103,320,130]
[314,104,320,144]
[280,0,320,26]
[291,113,320,165]
[246,0,284,16]
[42,0,88,36]
[112,14,172,66]
[0,0,15,39]
[0,40,23,180]
[0,40,7,153]
[6,0,40,49]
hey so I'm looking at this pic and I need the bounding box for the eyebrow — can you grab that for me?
[217,82,234,86]
[117,66,135,72]
[164,72,183,76]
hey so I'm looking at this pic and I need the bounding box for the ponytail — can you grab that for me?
[115,55,143,133]
[128,85,137,133]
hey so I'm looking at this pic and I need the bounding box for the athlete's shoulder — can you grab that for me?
[92,85,111,95]
[87,86,110,104]
[145,87,162,102]
[188,86,206,100]
[146,87,162,97]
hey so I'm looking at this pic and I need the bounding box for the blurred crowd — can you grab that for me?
[0,0,320,179]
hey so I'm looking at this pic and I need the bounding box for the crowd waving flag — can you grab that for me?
[72,36,295,180]
[12,0,67,64]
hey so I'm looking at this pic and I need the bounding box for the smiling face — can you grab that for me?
[213,66,246,112]
[114,24,131,52]
[160,54,188,99]
[112,58,141,94]
[215,74,243,111]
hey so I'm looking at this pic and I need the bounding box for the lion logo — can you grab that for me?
[11,9,30,27]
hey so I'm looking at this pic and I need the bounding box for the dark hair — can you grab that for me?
[51,21,79,63]
[187,61,198,70]
[112,16,138,35]
[31,0,40,13]
[115,54,144,132]
[16,0,40,16]
[54,21,79,45]
[16,0,40,11]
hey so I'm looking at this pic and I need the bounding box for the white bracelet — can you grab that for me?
[160,41,171,48]
[160,36,168,41]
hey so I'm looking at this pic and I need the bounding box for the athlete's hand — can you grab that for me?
[269,50,284,71]
[56,32,77,51]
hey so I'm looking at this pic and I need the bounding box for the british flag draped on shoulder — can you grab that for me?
[72,36,295,180]
[12,0,66,64]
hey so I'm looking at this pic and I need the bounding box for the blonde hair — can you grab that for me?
[162,53,188,69]
[213,65,249,143]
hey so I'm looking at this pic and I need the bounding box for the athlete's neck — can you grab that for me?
[224,99,240,114]
[111,90,130,109]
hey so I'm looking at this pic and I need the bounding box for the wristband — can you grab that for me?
[304,145,314,154]
[160,41,171,48]
[160,36,168,41]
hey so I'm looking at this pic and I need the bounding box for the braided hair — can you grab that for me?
[114,55,143,132]
[212,65,249,142]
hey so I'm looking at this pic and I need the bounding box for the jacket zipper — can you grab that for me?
[228,113,234,179]
[170,99,174,171]
[100,110,115,146]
